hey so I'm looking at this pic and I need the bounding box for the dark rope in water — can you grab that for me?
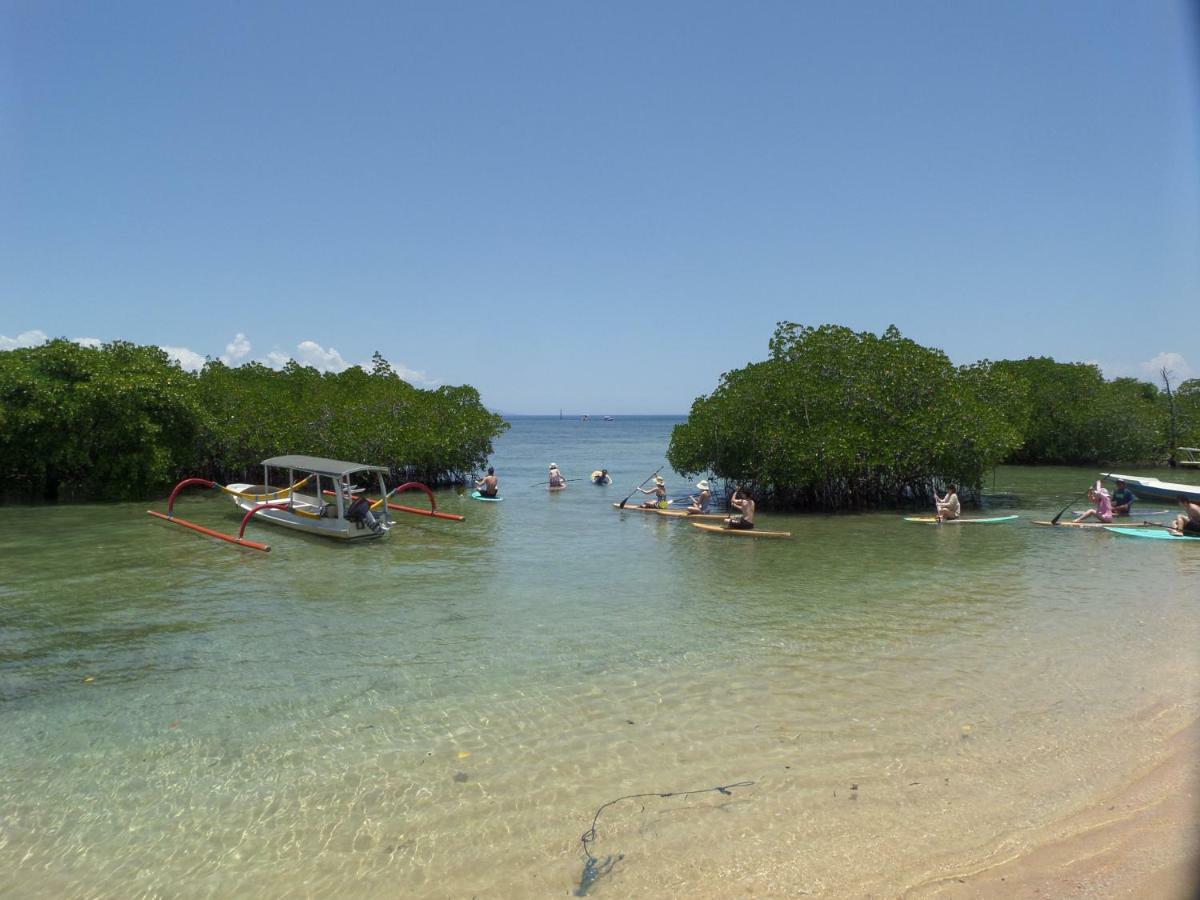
[575,780,755,896]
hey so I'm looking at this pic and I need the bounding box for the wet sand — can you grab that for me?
[907,719,1200,899]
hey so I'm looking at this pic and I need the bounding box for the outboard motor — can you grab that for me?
[346,496,382,532]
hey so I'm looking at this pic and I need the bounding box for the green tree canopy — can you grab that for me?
[667,323,1022,510]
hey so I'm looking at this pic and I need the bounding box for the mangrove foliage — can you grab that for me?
[667,323,1189,511]
[0,340,507,501]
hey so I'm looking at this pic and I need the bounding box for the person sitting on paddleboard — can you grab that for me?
[475,467,499,498]
[934,484,961,522]
[638,475,669,508]
[591,469,611,485]
[1171,495,1200,536]
[1072,482,1113,524]
[1110,479,1135,517]
[548,464,566,488]
[687,479,713,515]
[727,486,755,529]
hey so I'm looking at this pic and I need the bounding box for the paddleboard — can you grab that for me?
[548,485,566,492]
[1032,520,1107,529]
[1072,509,1171,518]
[612,503,725,521]
[470,491,503,502]
[1104,526,1200,541]
[691,522,792,539]
[904,515,1019,524]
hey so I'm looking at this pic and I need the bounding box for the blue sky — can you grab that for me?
[2,1,1198,414]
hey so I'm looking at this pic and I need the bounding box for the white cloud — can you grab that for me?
[162,346,207,372]
[0,329,49,350]
[1138,351,1193,384]
[74,337,102,348]
[220,333,251,365]
[293,340,351,372]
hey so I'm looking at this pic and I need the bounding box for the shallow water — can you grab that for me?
[1,417,1197,898]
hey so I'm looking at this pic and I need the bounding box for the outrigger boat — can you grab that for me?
[149,455,460,551]
[1103,473,1200,504]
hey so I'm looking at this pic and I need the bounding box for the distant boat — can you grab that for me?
[603,416,614,421]
[581,414,589,421]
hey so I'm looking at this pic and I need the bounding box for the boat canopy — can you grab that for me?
[261,455,391,477]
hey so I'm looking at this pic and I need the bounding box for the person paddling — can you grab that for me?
[638,474,669,509]
[686,479,713,515]
[1072,481,1113,524]
[475,467,499,499]
[548,463,566,489]
[934,484,961,522]
[727,485,755,530]
[1170,495,1200,536]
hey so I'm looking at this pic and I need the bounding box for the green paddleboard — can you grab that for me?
[1104,526,1200,541]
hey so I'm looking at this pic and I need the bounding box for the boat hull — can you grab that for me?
[228,484,388,541]
[1103,474,1200,504]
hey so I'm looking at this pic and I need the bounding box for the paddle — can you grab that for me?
[530,478,584,487]
[618,467,663,509]
[1050,488,1092,525]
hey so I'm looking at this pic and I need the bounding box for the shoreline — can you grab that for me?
[906,718,1200,898]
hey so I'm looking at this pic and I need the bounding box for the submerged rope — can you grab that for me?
[575,780,754,896]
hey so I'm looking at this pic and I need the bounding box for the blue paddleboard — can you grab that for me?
[1104,526,1200,541]
[470,491,503,502]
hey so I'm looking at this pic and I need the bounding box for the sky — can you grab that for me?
[2,1,1198,414]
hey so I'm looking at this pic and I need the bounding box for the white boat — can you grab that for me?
[1103,473,1200,504]
[226,455,393,541]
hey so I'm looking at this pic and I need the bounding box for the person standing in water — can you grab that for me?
[1110,479,1135,517]
[475,467,499,498]
[591,469,611,485]
[727,486,755,529]
[934,484,961,522]
[548,464,566,489]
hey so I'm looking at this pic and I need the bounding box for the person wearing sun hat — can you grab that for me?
[548,463,566,489]
[637,474,669,509]
[686,479,713,515]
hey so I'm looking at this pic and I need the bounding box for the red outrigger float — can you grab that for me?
[148,455,462,551]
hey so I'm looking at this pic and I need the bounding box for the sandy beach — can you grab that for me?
[906,719,1200,899]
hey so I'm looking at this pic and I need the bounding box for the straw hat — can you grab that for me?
[695,480,710,491]
[549,463,558,470]
[653,475,665,485]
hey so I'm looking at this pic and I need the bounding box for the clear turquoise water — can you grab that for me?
[2,416,1197,897]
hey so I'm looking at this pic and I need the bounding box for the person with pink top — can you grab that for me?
[1072,481,1113,524]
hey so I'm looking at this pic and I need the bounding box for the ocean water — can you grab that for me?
[1,415,1197,898]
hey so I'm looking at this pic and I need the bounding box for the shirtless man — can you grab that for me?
[1171,495,1200,536]
[475,467,499,498]
[727,486,755,530]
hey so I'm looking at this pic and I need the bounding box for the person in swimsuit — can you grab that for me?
[1171,495,1200,536]
[934,484,961,522]
[727,486,755,529]
[1110,479,1135,517]
[475,467,499,498]
[1072,482,1113,524]
[686,479,713,515]
[638,475,668,508]
[548,464,566,488]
